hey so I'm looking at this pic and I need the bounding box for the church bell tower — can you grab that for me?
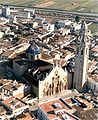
[73,21,90,91]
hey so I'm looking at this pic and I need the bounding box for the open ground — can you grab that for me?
[0,0,98,13]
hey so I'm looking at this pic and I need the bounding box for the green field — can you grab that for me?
[88,24,98,34]
[0,0,98,13]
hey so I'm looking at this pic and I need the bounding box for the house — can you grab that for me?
[0,31,4,38]
[0,100,14,120]
[88,74,98,94]
[88,60,97,73]
[1,42,30,62]
[13,59,30,76]
[17,112,34,120]
[77,108,98,120]
[2,50,16,60]
[13,10,31,19]
[0,79,31,100]
[0,17,9,25]
[9,42,30,54]
[2,5,10,18]
[0,24,10,32]
[0,97,32,120]
[3,97,29,116]
[59,28,70,36]
[43,23,55,32]
[56,20,72,29]
[38,97,79,120]
[90,45,98,60]
[38,94,93,120]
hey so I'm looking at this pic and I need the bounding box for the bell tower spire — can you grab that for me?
[73,21,90,91]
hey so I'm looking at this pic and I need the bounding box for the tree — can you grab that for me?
[75,15,80,23]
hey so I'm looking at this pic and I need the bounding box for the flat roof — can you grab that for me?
[79,108,98,120]
[39,98,77,120]
[0,79,12,86]
[2,50,16,59]
[3,97,27,110]
[16,59,29,66]
[39,95,93,120]
[91,45,98,52]
[17,113,33,120]
[3,81,23,91]
[88,74,98,82]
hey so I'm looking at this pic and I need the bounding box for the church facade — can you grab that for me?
[38,66,68,98]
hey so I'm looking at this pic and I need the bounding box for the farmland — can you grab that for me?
[0,0,98,33]
[0,0,97,13]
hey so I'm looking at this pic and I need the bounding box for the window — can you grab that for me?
[77,47,79,55]
[10,92,13,96]
[81,49,83,55]
[86,48,88,54]
[94,85,96,90]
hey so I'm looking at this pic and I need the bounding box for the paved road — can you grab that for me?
[34,8,98,18]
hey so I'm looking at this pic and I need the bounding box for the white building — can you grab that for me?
[16,11,31,19]
[0,31,4,38]
[42,22,55,32]
[57,20,72,28]
[2,5,10,18]
[38,97,79,120]
[24,8,35,14]
[0,79,31,100]
[59,28,70,36]
[88,75,98,93]
[0,17,9,25]
[0,97,29,119]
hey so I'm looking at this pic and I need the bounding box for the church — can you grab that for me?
[22,59,68,98]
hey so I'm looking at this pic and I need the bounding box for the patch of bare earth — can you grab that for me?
[35,1,56,8]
